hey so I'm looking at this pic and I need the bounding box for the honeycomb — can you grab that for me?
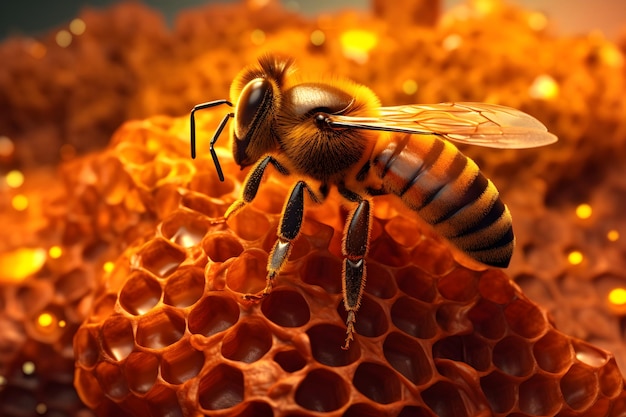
[73,113,626,417]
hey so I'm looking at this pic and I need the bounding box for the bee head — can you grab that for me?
[230,54,294,168]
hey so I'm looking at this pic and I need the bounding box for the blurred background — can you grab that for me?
[1,0,625,40]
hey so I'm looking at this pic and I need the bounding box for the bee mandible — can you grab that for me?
[190,54,557,349]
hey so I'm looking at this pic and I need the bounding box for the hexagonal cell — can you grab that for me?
[227,207,271,241]
[383,332,432,385]
[395,265,437,303]
[477,269,516,304]
[518,374,561,416]
[343,402,386,417]
[432,334,492,372]
[391,296,437,339]
[480,371,516,414]
[160,210,211,248]
[560,363,599,411]
[224,249,268,296]
[437,268,480,302]
[119,271,163,315]
[295,368,349,412]
[55,268,91,301]
[198,364,244,411]
[363,261,397,299]
[261,289,310,327]
[89,293,117,324]
[397,405,436,417]
[421,380,473,417]
[138,238,187,278]
[136,308,186,350]
[307,324,361,367]
[15,282,50,316]
[181,192,226,218]
[467,299,506,340]
[145,385,184,417]
[74,368,104,409]
[101,314,135,361]
[384,215,423,248]
[337,294,388,339]
[74,328,100,369]
[369,234,410,267]
[125,351,159,395]
[353,362,402,404]
[236,401,274,417]
[492,335,535,377]
[161,340,205,385]
[301,253,343,294]
[221,318,272,363]
[163,266,205,308]
[409,239,455,276]
[599,357,623,398]
[202,232,244,263]
[503,298,546,339]
[533,329,573,373]
[95,361,129,400]
[274,349,307,373]
[188,294,239,337]
[571,339,609,368]
[189,171,237,199]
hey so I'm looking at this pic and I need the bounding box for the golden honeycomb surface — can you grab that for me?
[0,0,626,416]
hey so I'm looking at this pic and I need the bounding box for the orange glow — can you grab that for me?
[442,34,462,51]
[22,361,35,375]
[250,29,266,46]
[56,30,72,48]
[529,74,559,100]
[607,230,620,242]
[28,41,47,59]
[5,170,24,188]
[69,18,86,35]
[103,261,115,273]
[527,12,548,31]
[609,288,626,306]
[567,250,584,265]
[340,30,378,64]
[48,246,63,259]
[402,79,418,95]
[38,312,54,328]
[0,248,47,282]
[0,136,14,158]
[575,203,592,219]
[310,30,325,46]
[11,194,29,211]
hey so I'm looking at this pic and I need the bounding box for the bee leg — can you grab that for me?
[244,180,315,301]
[224,155,289,220]
[341,199,371,350]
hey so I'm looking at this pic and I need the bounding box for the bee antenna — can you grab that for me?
[190,100,234,182]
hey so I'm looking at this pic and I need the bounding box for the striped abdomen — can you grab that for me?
[372,133,514,267]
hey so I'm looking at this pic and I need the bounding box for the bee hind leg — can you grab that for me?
[341,198,371,350]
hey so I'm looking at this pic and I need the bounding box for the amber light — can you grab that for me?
[0,248,46,282]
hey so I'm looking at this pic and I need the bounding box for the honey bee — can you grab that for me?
[190,54,557,348]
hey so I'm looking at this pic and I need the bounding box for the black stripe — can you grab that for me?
[457,198,506,238]
[433,171,489,225]
[418,151,468,210]
[399,139,445,196]
[355,161,371,182]
[377,134,411,178]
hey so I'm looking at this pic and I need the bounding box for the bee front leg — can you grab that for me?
[341,199,371,349]
[224,155,289,220]
[244,180,315,301]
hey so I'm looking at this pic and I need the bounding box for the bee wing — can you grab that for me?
[327,102,558,149]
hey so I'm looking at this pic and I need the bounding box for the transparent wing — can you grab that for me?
[326,102,558,149]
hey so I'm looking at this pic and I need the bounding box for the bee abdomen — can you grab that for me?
[374,135,514,267]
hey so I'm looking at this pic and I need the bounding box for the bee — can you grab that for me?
[190,54,557,349]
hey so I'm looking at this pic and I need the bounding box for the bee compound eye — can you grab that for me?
[235,78,272,140]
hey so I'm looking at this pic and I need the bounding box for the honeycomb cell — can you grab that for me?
[493,335,535,376]
[437,268,479,302]
[518,374,561,416]
[221,318,272,363]
[480,371,517,414]
[337,294,388,338]
[160,210,210,248]
[383,332,432,385]
[307,324,361,367]
[572,339,609,367]
[74,328,99,369]
[363,261,397,299]
[261,289,310,327]
[55,268,91,301]
[163,266,204,308]
[95,361,129,399]
[161,340,204,385]
[391,296,437,339]
[227,207,271,241]
[409,239,455,276]
[180,192,226,218]
[188,294,239,337]
[274,349,307,373]
[202,232,244,263]
[397,405,436,417]
[395,265,437,302]
[504,298,546,339]
[119,271,162,315]
[146,385,184,417]
[477,269,516,304]
[561,363,599,411]
[136,308,186,349]
[101,314,135,361]
[599,357,623,398]
[189,171,236,199]
[74,368,104,409]
[224,249,268,295]
[421,380,473,417]
[198,364,244,411]
[353,362,402,404]
[125,351,159,394]
[533,329,573,373]
[138,238,187,278]
[295,368,349,412]
[301,253,343,294]
[467,299,507,340]
[369,234,410,267]
[432,335,492,372]
[16,283,49,316]
[236,401,274,417]
[343,402,384,417]
[385,215,423,247]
